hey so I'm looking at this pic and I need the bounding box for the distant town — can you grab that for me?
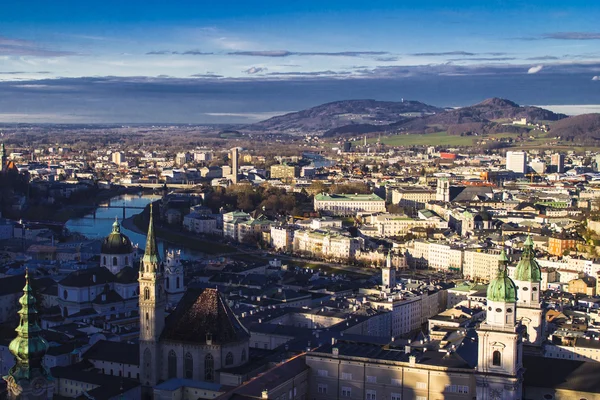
[2,100,600,400]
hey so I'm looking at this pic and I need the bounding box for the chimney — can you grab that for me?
[262,390,269,399]
[332,347,339,357]
[405,345,411,354]
[409,355,416,366]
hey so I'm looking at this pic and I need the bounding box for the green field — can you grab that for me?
[368,132,478,147]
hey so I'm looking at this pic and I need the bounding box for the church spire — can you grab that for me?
[3,270,53,398]
[142,203,161,271]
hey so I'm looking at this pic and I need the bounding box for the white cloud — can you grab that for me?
[593,75,600,81]
[527,65,544,74]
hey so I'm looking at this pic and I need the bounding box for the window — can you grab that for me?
[125,256,129,265]
[366,389,376,400]
[458,386,469,394]
[166,277,170,289]
[493,350,502,366]
[168,350,177,379]
[416,397,427,400]
[391,378,402,386]
[144,287,150,300]
[205,354,214,382]
[103,256,106,265]
[317,384,328,394]
[241,348,247,362]
[184,352,193,379]
[341,387,351,397]
[391,393,401,400]
[63,290,68,300]
[113,256,118,266]
[366,375,377,383]
[177,276,180,289]
[416,382,427,390]
[317,369,328,377]
[341,372,352,380]
[226,352,234,366]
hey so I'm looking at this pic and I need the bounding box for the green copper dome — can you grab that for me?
[7,271,51,382]
[514,235,541,282]
[487,250,517,303]
[101,218,133,255]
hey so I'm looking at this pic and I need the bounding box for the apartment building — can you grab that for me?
[391,187,436,208]
[293,230,361,260]
[314,193,385,216]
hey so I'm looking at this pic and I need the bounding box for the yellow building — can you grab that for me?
[270,164,299,180]
[568,276,596,296]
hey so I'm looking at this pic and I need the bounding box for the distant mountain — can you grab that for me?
[548,114,600,142]
[388,98,568,134]
[245,99,443,134]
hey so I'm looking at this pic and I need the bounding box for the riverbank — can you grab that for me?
[127,211,238,255]
[26,186,146,223]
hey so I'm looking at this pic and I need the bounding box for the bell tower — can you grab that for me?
[139,204,165,388]
[513,236,544,347]
[164,249,184,308]
[3,271,54,399]
[381,251,396,290]
[476,250,524,400]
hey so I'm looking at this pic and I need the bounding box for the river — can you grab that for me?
[65,193,205,260]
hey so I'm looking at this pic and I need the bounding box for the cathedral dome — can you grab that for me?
[101,219,133,255]
[487,250,517,303]
[514,236,541,282]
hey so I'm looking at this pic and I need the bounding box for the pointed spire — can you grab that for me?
[7,270,51,384]
[142,203,160,270]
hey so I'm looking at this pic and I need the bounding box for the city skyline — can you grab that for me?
[0,1,599,122]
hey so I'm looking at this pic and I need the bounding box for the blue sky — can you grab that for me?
[0,1,599,122]
[1,0,600,80]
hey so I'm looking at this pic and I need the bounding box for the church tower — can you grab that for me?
[139,204,165,388]
[164,249,184,308]
[513,236,544,347]
[3,271,54,399]
[381,251,396,290]
[476,250,524,400]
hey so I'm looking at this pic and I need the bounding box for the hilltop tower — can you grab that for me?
[513,236,544,347]
[3,271,54,399]
[139,204,166,388]
[476,250,524,400]
[0,143,6,172]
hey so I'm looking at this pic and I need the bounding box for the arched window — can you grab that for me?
[493,350,502,366]
[184,352,193,379]
[176,276,180,289]
[143,348,152,380]
[125,256,129,266]
[205,354,214,382]
[113,256,118,266]
[168,350,177,379]
[103,256,106,265]
[63,307,68,317]
[144,287,150,300]
[166,277,170,289]
[241,348,247,363]
[145,312,149,330]
[225,352,233,366]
